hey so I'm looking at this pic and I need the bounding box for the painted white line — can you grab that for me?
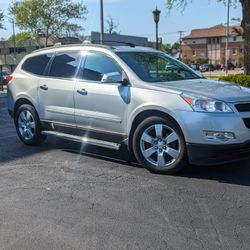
[0,135,17,139]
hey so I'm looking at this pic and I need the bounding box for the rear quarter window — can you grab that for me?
[22,53,53,76]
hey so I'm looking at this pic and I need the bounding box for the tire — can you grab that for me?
[132,116,187,174]
[14,104,46,146]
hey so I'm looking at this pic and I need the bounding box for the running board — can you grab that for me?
[42,131,121,150]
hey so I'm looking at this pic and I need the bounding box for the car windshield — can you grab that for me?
[116,51,203,82]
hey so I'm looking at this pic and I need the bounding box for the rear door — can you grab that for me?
[38,50,81,125]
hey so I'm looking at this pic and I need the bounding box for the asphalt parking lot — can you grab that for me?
[0,92,249,250]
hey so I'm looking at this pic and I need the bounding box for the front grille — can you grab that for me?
[243,118,250,129]
[235,103,250,112]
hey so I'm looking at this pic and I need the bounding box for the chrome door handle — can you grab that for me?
[77,89,88,95]
[40,84,48,91]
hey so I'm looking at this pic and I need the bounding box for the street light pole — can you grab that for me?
[225,0,230,75]
[100,0,104,45]
[152,7,161,50]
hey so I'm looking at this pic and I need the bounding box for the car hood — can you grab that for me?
[148,78,250,103]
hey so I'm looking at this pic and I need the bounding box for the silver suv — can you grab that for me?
[7,44,250,174]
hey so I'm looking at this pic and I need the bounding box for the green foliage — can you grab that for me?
[9,0,87,46]
[166,0,238,10]
[0,10,4,29]
[197,57,209,65]
[161,43,180,54]
[219,74,250,87]
[9,32,32,46]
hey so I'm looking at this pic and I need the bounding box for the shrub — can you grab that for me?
[218,74,250,87]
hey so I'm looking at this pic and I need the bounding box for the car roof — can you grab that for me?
[32,43,157,54]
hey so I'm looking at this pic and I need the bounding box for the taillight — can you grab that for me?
[4,75,13,85]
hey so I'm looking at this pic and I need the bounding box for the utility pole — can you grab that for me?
[225,0,230,75]
[4,15,16,65]
[100,0,104,45]
[177,31,184,60]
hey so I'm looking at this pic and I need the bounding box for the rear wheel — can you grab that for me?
[132,116,187,174]
[15,104,46,145]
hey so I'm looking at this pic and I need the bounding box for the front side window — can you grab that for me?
[82,52,122,81]
[22,53,53,76]
[49,51,81,78]
[117,51,202,83]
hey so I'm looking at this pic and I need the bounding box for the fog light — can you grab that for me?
[203,131,236,141]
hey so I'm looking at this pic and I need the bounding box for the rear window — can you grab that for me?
[22,53,53,76]
[48,51,81,79]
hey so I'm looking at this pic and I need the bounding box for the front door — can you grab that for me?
[74,51,130,135]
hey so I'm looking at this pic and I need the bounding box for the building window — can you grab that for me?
[208,38,212,44]
[16,47,26,53]
[212,38,216,44]
[233,36,237,41]
[232,48,237,55]
[192,50,196,56]
[9,48,15,54]
[217,38,220,44]
[192,40,196,44]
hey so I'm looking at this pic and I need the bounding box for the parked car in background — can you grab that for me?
[188,63,200,71]
[212,64,222,70]
[2,71,11,84]
[7,44,250,174]
[199,64,215,72]
[227,62,236,70]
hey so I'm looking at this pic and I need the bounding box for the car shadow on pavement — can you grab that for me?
[179,161,250,186]
[54,138,250,187]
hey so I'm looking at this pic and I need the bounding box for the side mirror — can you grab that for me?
[101,72,123,84]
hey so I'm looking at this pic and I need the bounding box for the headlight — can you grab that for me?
[181,94,233,113]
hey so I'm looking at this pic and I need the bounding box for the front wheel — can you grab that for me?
[14,104,46,146]
[132,116,187,174]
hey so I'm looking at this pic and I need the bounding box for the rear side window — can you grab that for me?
[48,52,81,79]
[22,53,53,76]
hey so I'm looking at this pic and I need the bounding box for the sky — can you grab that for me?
[0,0,243,44]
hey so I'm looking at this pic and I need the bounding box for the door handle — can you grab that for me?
[40,84,48,91]
[77,89,88,95]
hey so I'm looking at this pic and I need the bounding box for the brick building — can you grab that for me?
[181,24,244,66]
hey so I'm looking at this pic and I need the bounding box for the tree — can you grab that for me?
[106,16,120,34]
[9,32,32,46]
[0,10,4,30]
[9,0,87,47]
[166,0,250,74]
[161,42,180,55]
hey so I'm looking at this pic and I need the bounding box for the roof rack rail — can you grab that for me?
[92,40,135,48]
[54,42,62,47]
[82,40,92,45]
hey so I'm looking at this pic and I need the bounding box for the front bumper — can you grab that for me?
[187,141,250,165]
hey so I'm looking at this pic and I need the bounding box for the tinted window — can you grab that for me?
[49,52,81,78]
[82,52,121,81]
[117,52,202,82]
[22,54,53,75]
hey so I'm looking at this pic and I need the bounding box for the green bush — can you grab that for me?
[218,74,250,87]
